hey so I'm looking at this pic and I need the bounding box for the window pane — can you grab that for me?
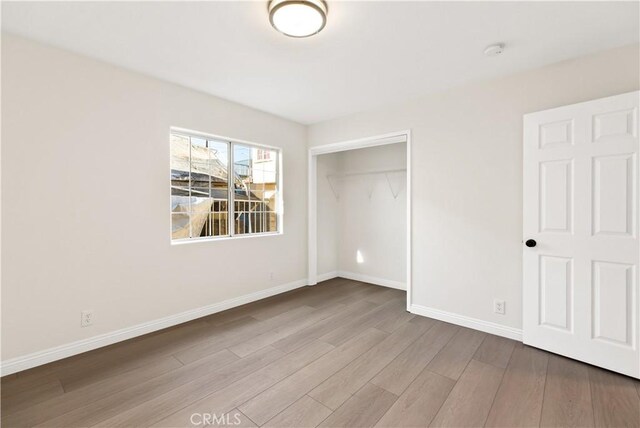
[172,212,190,240]
[234,200,249,234]
[253,148,277,184]
[190,137,214,239]
[232,144,279,236]
[189,205,211,238]
[171,132,231,240]
[264,188,278,211]
[171,190,190,215]
[211,197,229,233]
[233,144,251,235]
[266,211,278,232]
[206,140,229,237]
[233,144,252,205]
[253,148,278,234]
[170,134,190,188]
[208,140,229,182]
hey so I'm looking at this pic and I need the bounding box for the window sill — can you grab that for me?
[171,231,283,246]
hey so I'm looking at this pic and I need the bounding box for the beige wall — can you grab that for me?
[2,33,639,365]
[1,34,308,361]
[309,44,640,331]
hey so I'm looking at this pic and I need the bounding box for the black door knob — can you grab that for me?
[525,239,537,248]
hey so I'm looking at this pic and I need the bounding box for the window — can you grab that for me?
[170,130,280,242]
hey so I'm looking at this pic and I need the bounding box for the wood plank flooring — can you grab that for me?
[2,278,639,427]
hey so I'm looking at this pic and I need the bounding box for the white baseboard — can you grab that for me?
[410,304,522,341]
[316,271,339,283]
[337,271,406,291]
[0,279,308,376]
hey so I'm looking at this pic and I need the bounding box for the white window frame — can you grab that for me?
[170,127,283,245]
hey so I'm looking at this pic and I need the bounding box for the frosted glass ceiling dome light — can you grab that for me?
[269,0,328,38]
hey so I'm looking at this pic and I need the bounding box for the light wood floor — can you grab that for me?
[2,278,639,427]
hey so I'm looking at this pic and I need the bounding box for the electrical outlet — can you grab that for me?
[81,310,93,327]
[493,299,505,315]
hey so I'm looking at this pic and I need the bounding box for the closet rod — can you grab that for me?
[326,168,406,179]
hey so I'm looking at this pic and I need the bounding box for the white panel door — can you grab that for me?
[523,91,639,378]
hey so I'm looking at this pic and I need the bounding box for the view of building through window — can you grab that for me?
[170,131,279,241]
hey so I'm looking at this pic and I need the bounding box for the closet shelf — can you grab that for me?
[326,168,406,179]
[326,168,406,199]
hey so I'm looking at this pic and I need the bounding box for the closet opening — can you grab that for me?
[308,131,412,310]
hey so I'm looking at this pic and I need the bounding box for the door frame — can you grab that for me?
[307,130,413,311]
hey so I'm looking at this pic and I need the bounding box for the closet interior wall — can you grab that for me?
[317,143,407,289]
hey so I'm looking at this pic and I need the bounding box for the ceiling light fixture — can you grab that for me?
[268,0,327,38]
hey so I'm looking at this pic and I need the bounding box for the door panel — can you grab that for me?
[539,160,573,233]
[524,91,640,378]
[592,261,634,346]
[592,154,635,237]
[540,120,574,149]
[539,255,573,331]
[592,108,637,143]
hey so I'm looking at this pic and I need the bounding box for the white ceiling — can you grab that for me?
[2,1,638,124]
